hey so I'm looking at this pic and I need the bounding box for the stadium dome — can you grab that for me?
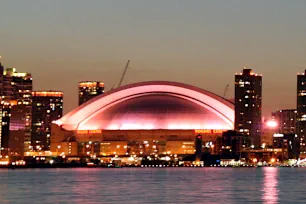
[55,81,234,131]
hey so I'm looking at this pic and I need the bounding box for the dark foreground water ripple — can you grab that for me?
[0,167,306,204]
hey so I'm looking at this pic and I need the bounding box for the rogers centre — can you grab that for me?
[51,81,234,157]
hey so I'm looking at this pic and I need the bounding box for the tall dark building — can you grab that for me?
[0,63,33,155]
[272,109,297,134]
[31,91,63,150]
[0,57,4,96]
[235,68,262,147]
[297,70,306,153]
[0,101,14,155]
[79,81,104,105]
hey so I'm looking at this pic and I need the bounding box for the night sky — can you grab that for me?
[1,0,306,116]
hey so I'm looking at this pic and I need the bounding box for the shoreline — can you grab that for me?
[0,164,301,169]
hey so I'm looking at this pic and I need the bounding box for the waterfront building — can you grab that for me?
[221,130,248,160]
[51,81,234,157]
[273,133,300,160]
[297,70,306,154]
[32,91,63,150]
[235,68,262,147]
[78,81,104,105]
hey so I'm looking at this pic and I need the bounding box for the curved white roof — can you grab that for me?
[55,81,234,131]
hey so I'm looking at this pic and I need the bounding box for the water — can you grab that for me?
[0,167,305,204]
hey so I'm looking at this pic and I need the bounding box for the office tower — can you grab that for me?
[272,109,297,134]
[297,70,306,153]
[235,68,262,147]
[31,91,63,150]
[78,81,104,105]
[0,63,33,155]
[3,68,33,153]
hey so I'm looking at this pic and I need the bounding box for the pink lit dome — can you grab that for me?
[55,81,234,130]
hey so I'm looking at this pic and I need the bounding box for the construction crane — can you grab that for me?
[117,60,130,88]
[223,84,229,99]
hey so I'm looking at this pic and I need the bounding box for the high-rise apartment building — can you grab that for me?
[79,81,104,105]
[31,91,63,150]
[272,109,297,134]
[235,68,262,147]
[297,70,306,153]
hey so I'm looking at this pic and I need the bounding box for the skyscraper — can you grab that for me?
[31,91,63,150]
[235,68,262,147]
[297,70,306,153]
[78,81,104,105]
[272,109,297,134]
[0,63,33,155]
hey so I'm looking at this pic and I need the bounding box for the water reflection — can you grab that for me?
[2,168,306,203]
[262,168,279,204]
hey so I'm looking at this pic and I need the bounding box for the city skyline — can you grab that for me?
[1,1,306,115]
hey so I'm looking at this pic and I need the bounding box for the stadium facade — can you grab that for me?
[51,81,234,157]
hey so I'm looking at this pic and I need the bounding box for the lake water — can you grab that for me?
[0,167,305,204]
